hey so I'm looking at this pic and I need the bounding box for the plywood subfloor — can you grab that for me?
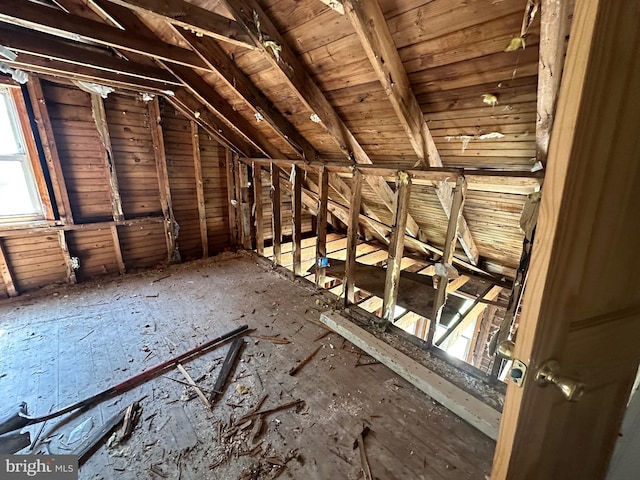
[0,253,494,479]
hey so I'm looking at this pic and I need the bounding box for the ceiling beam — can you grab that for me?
[105,0,254,49]
[4,53,176,93]
[220,0,424,241]
[0,23,180,85]
[343,0,479,265]
[0,0,209,71]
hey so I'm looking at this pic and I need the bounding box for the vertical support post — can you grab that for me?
[424,176,466,346]
[252,162,264,255]
[237,160,252,249]
[382,172,412,323]
[91,94,124,222]
[0,239,18,297]
[291,165,302,277]
[315,165,329,288]
[26,76,73,224]
[270,163,282,265]
[111,225,126,274]
[57,230,77,284]
[148,97,180,263]
[344,170,363,306]
[225,148,238,247]
[191,121,208,258]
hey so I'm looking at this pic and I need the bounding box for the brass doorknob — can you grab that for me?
[496,340,515,360]
[535,359,585,402]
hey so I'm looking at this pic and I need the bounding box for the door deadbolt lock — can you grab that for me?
[535,359,585,402]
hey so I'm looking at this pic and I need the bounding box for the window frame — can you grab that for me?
[0,84,54,224]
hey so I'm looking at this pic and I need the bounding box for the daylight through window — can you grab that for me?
[0,86,43,221]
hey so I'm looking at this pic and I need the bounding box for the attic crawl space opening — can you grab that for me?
[8,0,640,479]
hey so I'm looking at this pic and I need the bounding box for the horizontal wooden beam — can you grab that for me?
[0,23,180,85]
[319,310,501,439]
[0,216,164,238]
[107,0,254,49]
[0,0,209,71]
[241,158,542,194]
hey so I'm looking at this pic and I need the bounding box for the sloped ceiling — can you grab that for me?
[0,0,563,277]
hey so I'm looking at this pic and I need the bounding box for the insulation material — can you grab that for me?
[519,191,542,239]
[75,81,114,98]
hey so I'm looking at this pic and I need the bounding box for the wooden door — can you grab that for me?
[491,1,640,478]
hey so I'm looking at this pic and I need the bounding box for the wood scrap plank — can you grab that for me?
[191,120,208,258]
[211,338,244,402]
[319,310,500,440]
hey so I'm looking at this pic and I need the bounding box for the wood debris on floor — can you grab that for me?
[0,254,495,479]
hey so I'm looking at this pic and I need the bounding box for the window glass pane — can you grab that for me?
[0,93,20,155]
[0,161,38,216]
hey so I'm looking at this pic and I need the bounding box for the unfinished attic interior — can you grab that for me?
[0,0,639,478]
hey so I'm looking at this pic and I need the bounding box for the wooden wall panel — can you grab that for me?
[117,223,167,269]
[104,94,162,218]
[66,229,119,281]
[0,277,7,299]
[41,81,113,222]
[198,126,231,253]
[3,235,67,291]
[160,102,202,260]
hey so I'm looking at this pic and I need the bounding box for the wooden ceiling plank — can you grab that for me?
[163,62,282,159]
[220,0,423,241]
[105,0,254,49]
[168,89,256,158]
[0,23,180,85]
[343,0,479,265]
[0,0,209,70]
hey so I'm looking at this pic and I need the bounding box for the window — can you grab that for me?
[0,86,44,222]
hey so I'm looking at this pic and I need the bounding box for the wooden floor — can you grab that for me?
[0,253,494,479]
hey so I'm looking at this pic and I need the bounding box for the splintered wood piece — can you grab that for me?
[248,335,290,345]
[177,364,212,409]
[354,425,373,480]
[288,345,322,376]
[210,338,244,402]
[239,399,303,422]
[73,406,130,465]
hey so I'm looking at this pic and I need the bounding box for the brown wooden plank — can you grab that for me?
[0,239,18,297]
[148,97,179,263]
[315,166,329,288]
[225,148,238,247]
[108,0,253,49]
[91,94,124,222]
[291,165,302,276]
[382,172,412,323]
[0,0,208,70]
[26,76,73,224]
[57,230,77,284]
[344,170,363,305]
[270,163,282,265]
[191,120,208,258]
[424,177,466,345]
[252,162,265,256]
[110,225,125,274]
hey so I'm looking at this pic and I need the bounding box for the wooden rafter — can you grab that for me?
[0,0,209,71]
[343,0,479,264]
[0,23,180,85]
[220,0,423,240]
[106,0,254,49]
[319,0,345,15]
